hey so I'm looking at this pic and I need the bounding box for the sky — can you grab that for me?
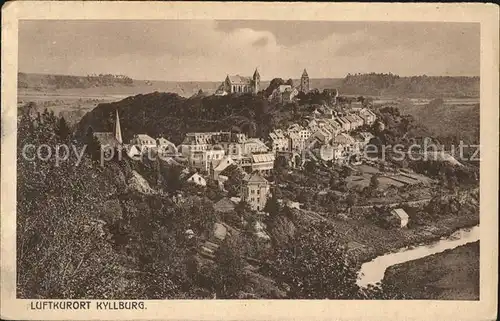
[18,20,480,81]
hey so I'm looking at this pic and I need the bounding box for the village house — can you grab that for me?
[124,144,142,159]
[285,124,310,153]
[211,155,235,179]
[305,127,332,147]
[320,119,341,135]
[336,116,352,132]
[214,197,236,213]
[332,133,357,154]
[241,173,270,212]
[189,148,225,173]
[307,119,320,132]
[215,68,260,95]
[269,129,289,152]
[345,115,362,130]
[358,108,377,126]
[186,172,207,187]
[269,85,299,104]
[242,138,269,154]
[276,151,303,168]
[250,152,275,175]
[130,134,157,150]
[157,137,179,158]
[390,208,410,228]
[354,132,375,149]
[287,130,304,152]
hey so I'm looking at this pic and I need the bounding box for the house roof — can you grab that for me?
[244,173,268,184]
[345,115,358,123]
[359,132,374,140]
[391,208,409,220]
[214,198,236,212]
[188,173,204,180]
[135,134,155,142]
[251,153,275,163]
[333,133,356,144]
[213,223,228,241]
[157,137,174,146]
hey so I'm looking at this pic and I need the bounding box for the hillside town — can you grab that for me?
[94,69,384,219]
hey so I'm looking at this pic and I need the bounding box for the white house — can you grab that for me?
[241,173,270,212]
[187,173,207,187]
[359,108,377,125]
[157,137,179,157]
[269,129,289,152]
[390,208,409,228]
[130,134,157,150]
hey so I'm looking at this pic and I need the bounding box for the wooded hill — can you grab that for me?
[76,92,281,144]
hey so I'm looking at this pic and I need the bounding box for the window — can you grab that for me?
[251,190,255,194]
[257,189,260,195]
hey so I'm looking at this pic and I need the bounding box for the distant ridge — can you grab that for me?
[18,72,479,98]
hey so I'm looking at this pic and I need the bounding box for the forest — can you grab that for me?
[340,73,479,97]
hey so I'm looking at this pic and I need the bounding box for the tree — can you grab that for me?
[346,194,358,207]
[369,174,380,190]
[272,223,359,299]
[264,193,281,218]
[264,78,285,97]
[222,165,245,197]
[55,116,71,140]
[213,237,247,298]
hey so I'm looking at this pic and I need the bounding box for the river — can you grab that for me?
[356,225,480,287]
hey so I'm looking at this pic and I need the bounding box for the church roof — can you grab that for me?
[93,132,119,147]
[227,75,252,85]
[302,69,309,77]
[253,68,260,78]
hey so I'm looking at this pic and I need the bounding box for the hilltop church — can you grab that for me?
[215,68,260,96]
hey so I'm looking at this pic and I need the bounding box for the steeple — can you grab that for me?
[114,109,123,144]
[253,67,260,94]
[253,68,260,79]
[300,68,310,93]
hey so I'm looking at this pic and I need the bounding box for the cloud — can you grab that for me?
[18,20,479,81]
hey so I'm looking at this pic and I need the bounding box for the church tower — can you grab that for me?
[300,69,310,93]
[253,68,260,94]
[114,109,123,144]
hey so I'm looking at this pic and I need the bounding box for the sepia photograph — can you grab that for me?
[1,2,498,321]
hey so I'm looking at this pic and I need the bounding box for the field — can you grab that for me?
[383,241,480,300]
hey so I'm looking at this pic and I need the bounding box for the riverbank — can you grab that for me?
[338,210,479,267]
[382,241,479,300]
